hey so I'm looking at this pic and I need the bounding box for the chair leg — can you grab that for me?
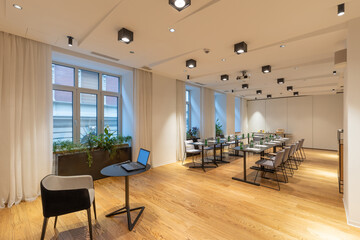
[93,199,97,220]
[54,216,58,228]
[274,168,280,191]
[40,217,49,240]
[87,208,93,240]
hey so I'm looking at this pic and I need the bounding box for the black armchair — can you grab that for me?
[40,175,96,240]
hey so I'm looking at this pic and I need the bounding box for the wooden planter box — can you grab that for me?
[54,145,132,180]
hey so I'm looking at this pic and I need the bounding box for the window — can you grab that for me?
[186,90,191,131]
[52,63,121,143]
[235,97,241,132]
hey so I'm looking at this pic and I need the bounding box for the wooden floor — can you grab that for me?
[1,149,360,240]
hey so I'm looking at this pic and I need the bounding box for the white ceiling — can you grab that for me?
[1,0,359,99]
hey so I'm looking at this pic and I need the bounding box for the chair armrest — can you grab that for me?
[44,175,94,191]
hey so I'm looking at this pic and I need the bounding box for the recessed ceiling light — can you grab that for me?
[267,94,272,99]
[338,3,345,16]
[221,74,229,81]
[118,28,133,44]
[13,4,22,10]
[294,92,299,96]
[221,58,226,62]
[169,28,175,32]
[287,86,293,92]
[280,44,286,48]
[67,36,74,47]
[234,41,248,55]
[186,59,197,69]
[333,70,337,75]
[242,84,248,89]
[256,90,262,95]
[130,51,135,54]
[277,78,285,84]
[262,65,271,74]
[169,0,191,11]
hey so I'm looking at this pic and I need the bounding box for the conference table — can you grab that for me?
[232,138,289,186]
[190,141,218,172]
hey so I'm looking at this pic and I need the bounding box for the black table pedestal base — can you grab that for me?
[232,177,260,186]
[106,206,145,231]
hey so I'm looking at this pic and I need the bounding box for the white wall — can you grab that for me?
[247,94,343,150]
[344,17,360,228]
[226,94,235,135]
[152,74,177,167]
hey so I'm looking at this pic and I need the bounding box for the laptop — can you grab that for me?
[121,148,150,172]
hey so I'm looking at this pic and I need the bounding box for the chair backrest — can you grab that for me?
[289,144,296,157]
[282,147,291,163]
[299,139,305,148]
[274,150,285,167]
[295,141,300,151]
[184,140,195,151]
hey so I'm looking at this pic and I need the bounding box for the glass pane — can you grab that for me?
[104,96,118,136]
[186,103,190,131]
[78,69,99,90]
[80,93,97,142]
[52,64,75,86]
[186,90,189,102]
[53,90,73,142]
[102,75,119,93]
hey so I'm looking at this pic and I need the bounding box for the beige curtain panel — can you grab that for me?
[176,80,186,162]
[0,32,53,208]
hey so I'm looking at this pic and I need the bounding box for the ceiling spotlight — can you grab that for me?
[169,28,175,32]
[67,36,74,47]
[234,42,248,55]
[333,70,337,75]
[130,51,135,54]
[256,90,262,95]
[338,3,345,16]
[332,89,336,92]
[13,4,22,10]
[231,89,235,93]
[277,78,285,84]
[280,44,286,48]
[186,59,197,68]
[169,0,191,11]
[187,75,190,80]
[262,65,271,74]
[237,71,248,80]
[242,84,249,89]
[118,28,133,44]
[294,92,299,96]
[287,86,293,92]
[267,94,272,99]
[221,74,229,81]
[221,58,226,62]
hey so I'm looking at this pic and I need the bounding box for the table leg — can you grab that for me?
[232,152,260,186]
[190,145,216,171]
[105,176,145,231]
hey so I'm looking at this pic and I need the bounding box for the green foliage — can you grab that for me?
[215,119,223,137]
[186,127,199,139]
[53,126,132,168]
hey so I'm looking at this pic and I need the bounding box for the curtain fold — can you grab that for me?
[201,87,215,138]
[133,69,152,164]
[176,80,186,161]
[0,32,52,208]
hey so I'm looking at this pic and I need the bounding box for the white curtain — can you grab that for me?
[0,32,52,208]
[201,87,215,138]
[176,80,186,161]
[133,69,152,164]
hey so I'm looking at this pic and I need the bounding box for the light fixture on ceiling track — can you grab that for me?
[186,59,197,68]
[256,90,262,95]
[267,94,272,98]
[13,4,22,10]
[221,74,229,81]
[262,65,271,73]
[169,0,191,11]
[333,70,337,75]
[294,92,299,96]
[236,71,249,80]
[277,78,285,84]
[338,3,345,16]
[242,84,249,89]
[67,36,74,47]
[234,42,247,55]
[118,28,133,44]
[187,75,190,80]
[169,28,175,32]
[287,86,293,92]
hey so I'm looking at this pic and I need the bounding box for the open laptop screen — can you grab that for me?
[138,149,150,166]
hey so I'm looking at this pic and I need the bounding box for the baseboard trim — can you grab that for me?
[343,198,360,228]
[303,147,337,152]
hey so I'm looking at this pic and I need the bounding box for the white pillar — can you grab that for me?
[344,17,360,227]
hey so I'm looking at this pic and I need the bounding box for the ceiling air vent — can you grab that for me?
[91,52,119,61]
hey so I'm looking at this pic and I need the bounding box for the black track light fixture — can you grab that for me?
[221,74,229,81]
[186,59,197,68]
[169,0,191,11]
[338,3,345,16]
[242,84,249,89]
[277,78,285,84]
[118,28,133,44]
[267,94,272,98]
[294,92,299,96]
[187,75,190,80]
[262,65,271,74]
[234,42,247,55]
[256,90,262,95]
[287,86,293,92]
[67,36,74,47]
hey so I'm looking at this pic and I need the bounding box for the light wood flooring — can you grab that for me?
[1,149,360,240]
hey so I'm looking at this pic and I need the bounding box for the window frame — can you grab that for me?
[52,61,122,143]
[186,90,191,132]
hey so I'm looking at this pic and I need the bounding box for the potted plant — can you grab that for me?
[215,119,223,137]
[53,126,132,180]
[187,127,199,141]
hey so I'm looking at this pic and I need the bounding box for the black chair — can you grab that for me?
[40,174,96,240]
